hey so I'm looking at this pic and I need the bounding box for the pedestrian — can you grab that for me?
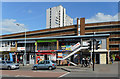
[85,57,88,67]
[111,57,114,64]
[81,57,85,67]
[37,58,40,64]
[88,56,91,68]
[17,58,19,63]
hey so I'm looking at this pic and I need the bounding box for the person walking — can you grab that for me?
[85,57,88,67]
[111,56,114,64]
[88,56,91,68]
[81,57,85,67]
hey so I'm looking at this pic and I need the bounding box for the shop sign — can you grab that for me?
[51,54,56,61]
[9,53,13,62]
[57,50,71,52]
[37,40,57,43]
[58,53,63,58]
[38,50,57,52]
[0,47,10,51]
[17,47,25,51]
[36,53,55,55]
[40,56,44,61]
[57,53,68,60]
[61,45,71,50]
[70,42,80,51]
[17,41,36,43]
[83,41,89,46]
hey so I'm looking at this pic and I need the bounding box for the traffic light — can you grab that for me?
[88,41,92,50]
[96,40,100,50]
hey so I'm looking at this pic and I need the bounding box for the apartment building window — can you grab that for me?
[50,18,51,27]
[50,8,51,22]
[50,8,51,15]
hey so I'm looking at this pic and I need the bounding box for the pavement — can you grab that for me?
[62,61,119,77]
[0,61,119,78]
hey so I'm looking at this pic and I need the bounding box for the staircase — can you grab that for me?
[62,46,88,66]
[67,60,77,66]
[63,47,88,60]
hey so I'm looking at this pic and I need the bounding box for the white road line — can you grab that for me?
[15,75,31,77]
[15,75,20,77]
[33,71,60,73]
[58,72,70,78]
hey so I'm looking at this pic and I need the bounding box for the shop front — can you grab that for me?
[36,50,56,64]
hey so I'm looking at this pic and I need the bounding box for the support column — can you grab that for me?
[80,18,85,35]
[107,37,110,64]
[15,42,17,50]
[35,41,37,52]
[77,18,79,36]
[35,41,37,64]
[29,55,31,64]
[57,40,59,50]
[56,40,59,65]
[16,54,17,63]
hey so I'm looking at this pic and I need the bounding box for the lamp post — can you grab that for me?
[92,32,95,71]
[16,24,26,66]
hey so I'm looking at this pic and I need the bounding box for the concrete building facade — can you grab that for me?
[0,18,120,65]
[46,5,73,29]
[79,18,120,57]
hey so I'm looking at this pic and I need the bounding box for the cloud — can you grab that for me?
[85,12,119,23]
[0,19,28,35]
[28,10,32,13]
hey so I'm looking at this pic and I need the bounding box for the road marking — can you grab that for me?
[33,71,53,72]
[58,72,70,78]
[15,75,31,77]
[33,70,61,73]
[15,75,20,77]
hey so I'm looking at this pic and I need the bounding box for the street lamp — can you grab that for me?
[16,24,26,66]
[92,32,95,71]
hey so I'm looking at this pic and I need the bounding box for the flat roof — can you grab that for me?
[0,34,110,42]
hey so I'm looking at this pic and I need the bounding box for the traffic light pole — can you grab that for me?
[93,33,95,71]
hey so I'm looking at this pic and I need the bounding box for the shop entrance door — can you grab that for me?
[45,55,47,60]
[96,54,100,64]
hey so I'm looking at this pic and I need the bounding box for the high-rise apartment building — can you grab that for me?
[46,5,73,29]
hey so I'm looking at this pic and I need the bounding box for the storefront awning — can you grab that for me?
[36,53,55,55]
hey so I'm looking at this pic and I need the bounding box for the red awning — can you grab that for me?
[38,50,56,52]
[36,53,55,55]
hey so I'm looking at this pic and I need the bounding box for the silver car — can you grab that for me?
[0,61,19,70]
[33,60,57,70]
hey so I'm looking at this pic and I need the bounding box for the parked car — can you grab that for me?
[0,60,19,70]
[33,60,56,70]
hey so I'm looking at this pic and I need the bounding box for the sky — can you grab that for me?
[1,2,119,35]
